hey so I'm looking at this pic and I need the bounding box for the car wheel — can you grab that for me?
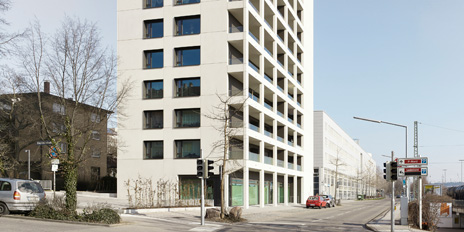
[0,202,9,215]
[306,205,309,208]
[327,203,331,208]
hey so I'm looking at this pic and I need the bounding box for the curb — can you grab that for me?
[122,206,214,214]
[365,207,391,232]
[2,214,124,227]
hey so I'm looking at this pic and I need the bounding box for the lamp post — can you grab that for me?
[354,116,409,199]
[460,160,464,183]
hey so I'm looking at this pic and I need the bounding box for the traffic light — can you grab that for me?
[197,159,204,178]
[383,162,391,181]
[204,159,214,179]
[390,161,398,181]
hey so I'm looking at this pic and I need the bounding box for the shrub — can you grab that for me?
[82,208,120,224]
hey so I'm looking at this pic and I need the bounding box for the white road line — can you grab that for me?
[249,222,306,226]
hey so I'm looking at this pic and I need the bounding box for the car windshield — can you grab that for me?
[17,181,44,193]
[308,196,318,200]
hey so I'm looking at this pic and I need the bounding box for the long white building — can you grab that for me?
[314,111,377,200]
[117,0,314,208]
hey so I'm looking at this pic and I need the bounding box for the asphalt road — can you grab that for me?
[0,199,390,232]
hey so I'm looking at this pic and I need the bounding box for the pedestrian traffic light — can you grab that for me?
[390,161,398,181]
[197,159,204,178]
[203,159,214,179]
[384,162,391,181]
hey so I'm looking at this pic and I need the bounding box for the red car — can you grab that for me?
[306,196,327,209]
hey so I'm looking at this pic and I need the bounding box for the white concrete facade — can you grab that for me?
[117,0,313,208]
[313,111,377,200]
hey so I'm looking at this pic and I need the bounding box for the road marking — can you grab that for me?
[249,222,306,226]
[189,225,222,232]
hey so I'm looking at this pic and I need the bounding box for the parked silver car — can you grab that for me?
[0,178,46,215]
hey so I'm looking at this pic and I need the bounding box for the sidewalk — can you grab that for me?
[366,202,423,232]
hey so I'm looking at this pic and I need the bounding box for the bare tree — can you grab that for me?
[14,17,131,212]
[0,0,25,57]
[329,147,347,204]
[204,93,246,219]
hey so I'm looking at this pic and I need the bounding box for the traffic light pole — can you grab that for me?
[391,151,395,232]
[201,176,205,226]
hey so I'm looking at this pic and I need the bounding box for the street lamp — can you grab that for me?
[354,116,409,198]
[460,160,464,183]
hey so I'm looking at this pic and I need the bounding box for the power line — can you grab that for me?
[419,122,464,133]
[420,144,464,148]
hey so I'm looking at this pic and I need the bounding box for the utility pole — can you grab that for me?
[414,121,422,229]
[25,150,30,180]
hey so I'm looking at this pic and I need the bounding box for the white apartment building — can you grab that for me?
[117,0,313,208]
[314,111,377,200]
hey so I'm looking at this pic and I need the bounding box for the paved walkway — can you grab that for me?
[53,191,432,231]
[365,202,423,232]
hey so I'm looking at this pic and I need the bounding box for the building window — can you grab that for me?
[175,46,200,66]
[175,16,200,36]
[52,103,65,115]
[145,0,163,8]
[175,109,200,128]
[144,110,163,129]
[175,140,200,158]
[144,141,163,159]
[175,78,200,97]
[91,147,101,158]
[91,167,101,183]
[144,80,163,99]
[59,142,67,154]
[145,50,163,69]
[175,0,200,5]
[144,19,163,38]
[91,131,100,140]
[91,113,101,123]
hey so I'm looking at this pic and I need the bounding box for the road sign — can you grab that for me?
[398,167,428,177]
[51,164,58,172]
[49,146,60,158]
[397,157,428,166]
[37,141,52,146]
[51,159,60,165]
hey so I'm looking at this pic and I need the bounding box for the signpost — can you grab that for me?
[398,158,428,166]
[51,159,59,196]
[36,141,52,146]
[398,167,428,177]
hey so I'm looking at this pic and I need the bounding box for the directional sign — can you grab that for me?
[398,167,428,177]
[37,141,52,146]
[397,157,428,166]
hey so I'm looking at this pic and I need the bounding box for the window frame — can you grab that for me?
[175,139,201,159]
[175,46,200,67]
[144,80,164,99]
[175,15,200,36]
[175,0,200,6]
[144,49,164,69]
[175,108,201,128]
[144,110,164,129]
[91,131,101,140]
[144,0,163,8]
[175,77,200,97]
[144,19,164,38]
[144,140,164,159]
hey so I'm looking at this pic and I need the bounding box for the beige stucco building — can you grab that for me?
[117,0,314,208]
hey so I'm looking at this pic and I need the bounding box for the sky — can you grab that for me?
[3,0,464,183]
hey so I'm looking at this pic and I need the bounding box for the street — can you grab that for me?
[0,199,390,232]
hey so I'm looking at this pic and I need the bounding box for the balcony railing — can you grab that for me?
[264,47,272,56]
[297,165,302,171]
[277,159,284,167]
[277,59,284,67]
[264,73,272,83]
[297,123,301,128]
[249,123,259,132]
[249,151,259,162]
[288,140,293,146]
[288,163,294,170]
[264,19,272,29]
[277,85,284,92]
[229,151,243,159]
[249,62,259,72]
[264,101,272,110]
[249,1,258,12]
[277,111,284,118]
[277,136,284,142]
[229,25,244,33]
[264,156,273,165]
[264,130,273,137]
[288,118,293,123]
[249,31,259,43]
[229,57,244,65]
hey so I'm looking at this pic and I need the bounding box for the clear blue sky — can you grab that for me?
[5,0,464,183]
